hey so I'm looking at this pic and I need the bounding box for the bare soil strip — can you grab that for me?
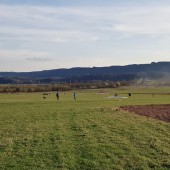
[120,104,170,122]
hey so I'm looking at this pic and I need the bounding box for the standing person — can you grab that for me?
[74,92,76,100]
[56,91,59,100]
[128,93,131,98]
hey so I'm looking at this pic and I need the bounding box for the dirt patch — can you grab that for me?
[120,104,170,122]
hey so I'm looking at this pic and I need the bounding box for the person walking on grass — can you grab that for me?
[56,91,59,100]
[128,93,131,98]
[74,92,76,100]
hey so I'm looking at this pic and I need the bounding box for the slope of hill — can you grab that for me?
[0,62,169,83]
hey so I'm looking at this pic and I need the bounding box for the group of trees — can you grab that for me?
[0,81,130,93]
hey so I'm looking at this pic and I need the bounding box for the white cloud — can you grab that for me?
[1,4,170,43]
[0,50,49,59]
[26,57,52,62]
[0,26,86,42]
[0,3,170,71]
[109,6,170,35]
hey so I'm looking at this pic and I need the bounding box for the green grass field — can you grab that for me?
[0,87,170,170]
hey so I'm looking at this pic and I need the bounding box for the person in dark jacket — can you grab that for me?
[56,92,59,100]
[74,92,76,100]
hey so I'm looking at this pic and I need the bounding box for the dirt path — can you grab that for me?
[120,104,170,122]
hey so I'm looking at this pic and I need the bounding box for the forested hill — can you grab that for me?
[0,62,170,79]
[0,61,170,84]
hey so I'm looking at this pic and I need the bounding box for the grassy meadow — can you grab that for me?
[0,86,170,170]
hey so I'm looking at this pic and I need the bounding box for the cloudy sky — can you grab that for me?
[0,0,170,71]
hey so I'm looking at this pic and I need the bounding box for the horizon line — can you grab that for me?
[0,61,169,73]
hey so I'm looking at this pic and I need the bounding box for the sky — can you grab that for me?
[0,0,170,72]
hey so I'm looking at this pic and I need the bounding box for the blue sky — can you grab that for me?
[0,0,170,71]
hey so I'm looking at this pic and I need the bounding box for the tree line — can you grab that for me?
[0,81,130,93]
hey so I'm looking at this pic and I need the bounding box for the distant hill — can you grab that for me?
[0,62,170,84]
